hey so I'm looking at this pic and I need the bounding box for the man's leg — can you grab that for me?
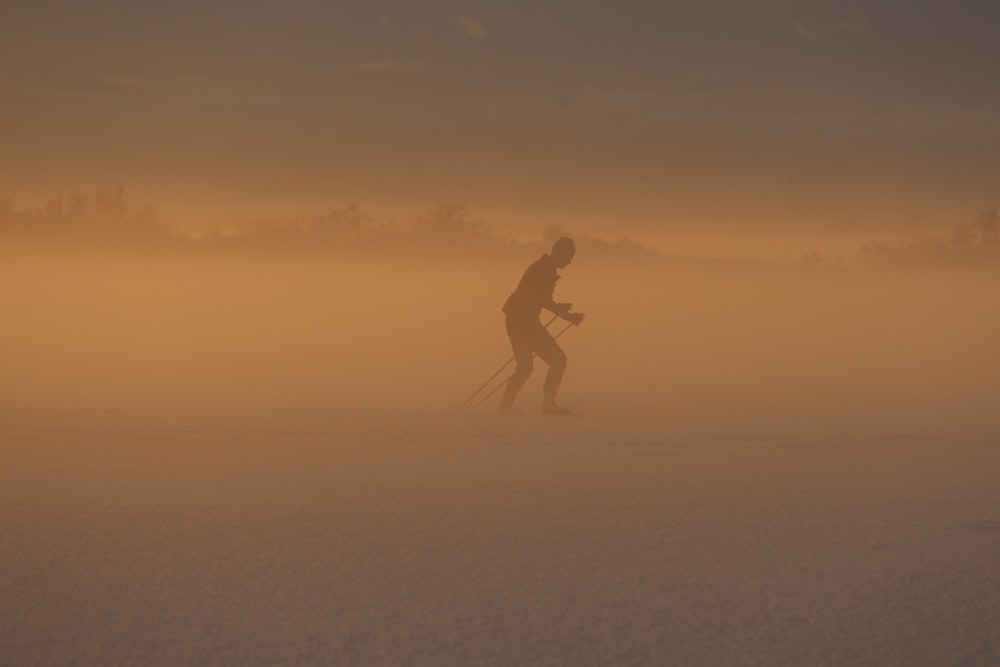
[500,318,535,410]
[532,328,568,413]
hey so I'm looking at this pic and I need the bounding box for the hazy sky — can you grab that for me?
[3,1,1000,228]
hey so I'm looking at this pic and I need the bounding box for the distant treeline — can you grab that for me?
[862,210,999,268]
[0,189,169,245]
[0,189,663,262]
[4,189,997,269]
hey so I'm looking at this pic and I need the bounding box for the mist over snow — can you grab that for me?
[2,199,999,435]
[3,193,1000,665]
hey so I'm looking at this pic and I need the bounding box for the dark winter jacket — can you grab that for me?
[503,253,559,320]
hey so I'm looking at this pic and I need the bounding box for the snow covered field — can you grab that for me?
[3,252,999,664]
[3,411,999,666]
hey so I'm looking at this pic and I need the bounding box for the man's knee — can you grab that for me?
[513,357,534,378]
[549,349,567,371]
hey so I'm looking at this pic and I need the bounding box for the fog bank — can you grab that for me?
[3,250,997,437]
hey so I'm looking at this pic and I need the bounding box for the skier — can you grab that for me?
[500,236,584,414]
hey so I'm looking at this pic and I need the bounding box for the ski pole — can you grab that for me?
[468,319,576,413]
[455,314,560,414]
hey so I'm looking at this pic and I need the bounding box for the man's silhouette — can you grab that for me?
[500,236,584,414]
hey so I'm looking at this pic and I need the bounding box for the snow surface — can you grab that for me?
[2,411,1000,666]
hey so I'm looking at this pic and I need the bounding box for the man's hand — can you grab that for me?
[551,302,583,325]
[554,302,573,315]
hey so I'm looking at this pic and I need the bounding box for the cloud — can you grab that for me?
[97,74,240,96]
[791,22,816,39]
[99,75,165,91]
[350,60,428,74]
[454,17,488,40]
[92,74,283,102]
[792,16,865,41]
[833,18,867,35]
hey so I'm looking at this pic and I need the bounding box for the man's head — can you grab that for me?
[551,236,576,268]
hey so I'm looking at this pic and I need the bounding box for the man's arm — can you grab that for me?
[545,301,585,325]
[527,261,584,324]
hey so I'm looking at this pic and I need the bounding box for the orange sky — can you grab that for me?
[3,2,999,229]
